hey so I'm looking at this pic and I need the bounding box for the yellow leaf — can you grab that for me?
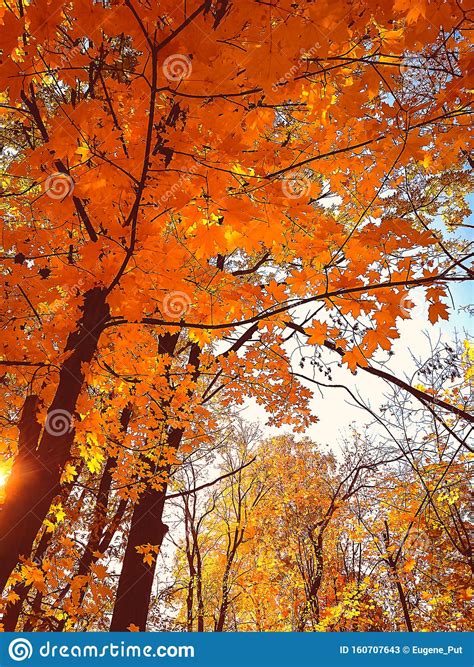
[143,553,155,566]
[7,591,20,604]
[61,463,78,484]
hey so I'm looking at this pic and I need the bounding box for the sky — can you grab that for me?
[241,205,473,449]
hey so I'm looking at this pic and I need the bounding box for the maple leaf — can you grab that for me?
[428,301,449,324]
[7,590,20,604]
[91,564,108,580]
[60,463,77,484]
[305,321,328,345]
[20,564,45,589]
[342,348,368,373]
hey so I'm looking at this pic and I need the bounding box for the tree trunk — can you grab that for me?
[109,480,169,631]
[298,531,324,631]
[214,573,231,632]
[196,548,205,632]
[54,407,132,630]
[0,288,109,594]
[388,557,414,632]
[110,339,200,631]
[77,405,132,580]
[1,529,50,631]
[185,561,195,632]
[214,527,244,632]
[184,506,196,632]
[383,521,413,632]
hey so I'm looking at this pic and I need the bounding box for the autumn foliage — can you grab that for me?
[168,416,472,632]
[0,0,472,631]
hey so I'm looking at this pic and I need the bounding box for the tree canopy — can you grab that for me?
[0,0,472,632]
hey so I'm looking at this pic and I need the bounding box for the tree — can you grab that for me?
[166,420,262,632]
[168,432,402,632]
[168,405,471,632]
[0,0,472,630]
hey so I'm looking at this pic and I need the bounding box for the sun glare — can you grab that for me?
[0,468,9,489]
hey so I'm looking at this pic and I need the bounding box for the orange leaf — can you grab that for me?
[428,301,449,324]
